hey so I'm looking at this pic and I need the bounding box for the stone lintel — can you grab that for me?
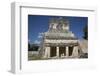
[44,43,78,47]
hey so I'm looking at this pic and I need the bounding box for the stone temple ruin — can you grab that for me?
[39,17,83,59]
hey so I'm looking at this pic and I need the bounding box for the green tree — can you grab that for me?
[28,42,31,51]
[83,25,88,40]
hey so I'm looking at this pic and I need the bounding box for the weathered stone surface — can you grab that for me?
[45,39,78,44]
[40,18,81,59]
[78,40,88,53]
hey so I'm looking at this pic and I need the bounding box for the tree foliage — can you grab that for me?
[83,25,88,40]
[28,42,39,51]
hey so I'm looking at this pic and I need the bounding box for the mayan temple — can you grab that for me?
[39,17,80,59]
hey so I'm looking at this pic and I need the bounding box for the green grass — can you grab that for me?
[28,52,49,60]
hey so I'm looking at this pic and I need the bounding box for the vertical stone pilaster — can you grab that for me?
[56,47,59,58]
[47,47,50,58]
[43,47,47,58]
[72,46,78,57]
[66,46,68,57]
[43,47,50,58]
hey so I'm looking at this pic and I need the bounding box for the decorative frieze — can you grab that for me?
[45,39,78,44]
[44,43,78,47]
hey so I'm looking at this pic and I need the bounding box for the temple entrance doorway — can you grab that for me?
[68,46,73,56]
[50,46,56,57]
[59,47,66,57]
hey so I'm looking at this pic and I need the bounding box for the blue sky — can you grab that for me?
[28,15,88,44]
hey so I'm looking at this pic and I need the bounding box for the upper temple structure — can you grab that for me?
[39,17,80,58]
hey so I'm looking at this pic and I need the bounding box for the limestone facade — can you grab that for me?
[40,18,79,58]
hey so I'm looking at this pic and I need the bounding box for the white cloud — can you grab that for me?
[38,32,44,38]
[34,40,40,44]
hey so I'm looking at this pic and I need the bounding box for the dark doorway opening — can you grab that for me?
[50,46,56,57]
[59,47,66,57]
[69,46,73,56]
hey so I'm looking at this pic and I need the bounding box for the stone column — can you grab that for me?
[43,47,47,58]
[44,47,50,58]
[66,46,69,57]
[47,47,50,58]
[72,46,78,57]
[56,47,59,58]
